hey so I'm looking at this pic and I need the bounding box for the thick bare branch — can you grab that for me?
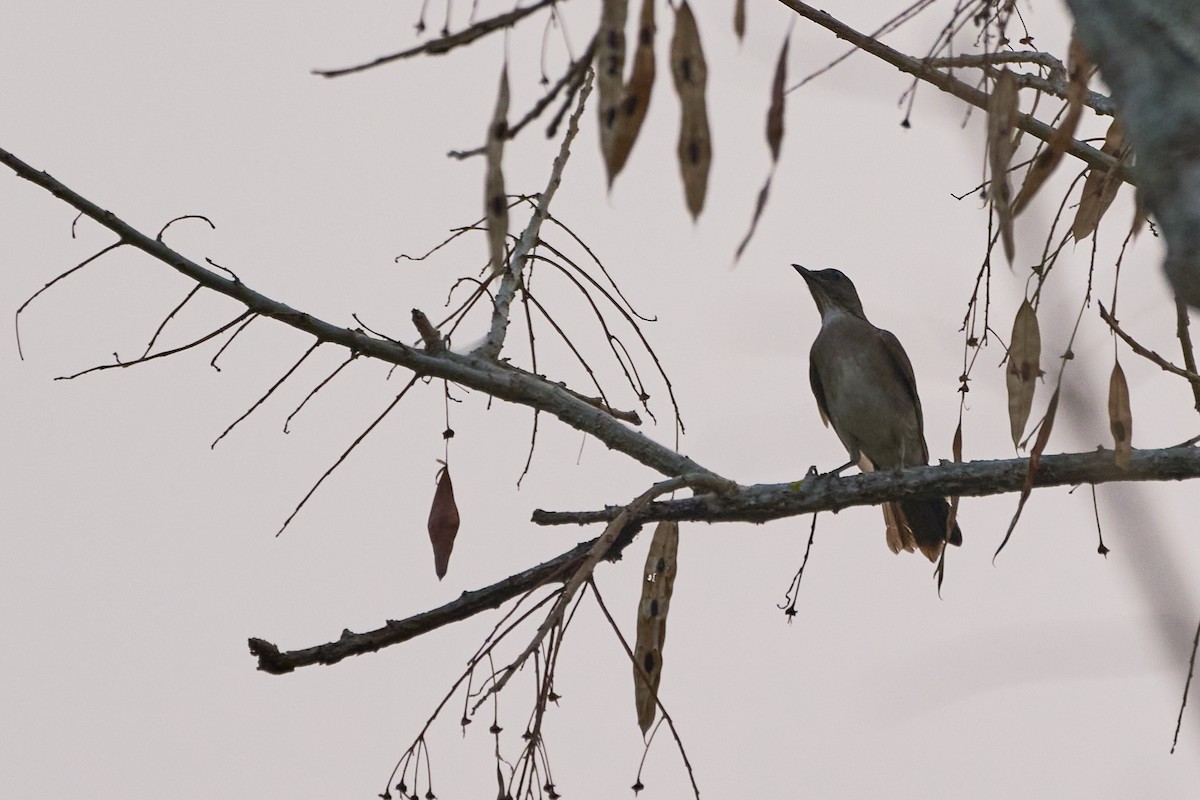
[532,446,1200,526]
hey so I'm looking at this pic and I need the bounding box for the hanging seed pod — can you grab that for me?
[427,464,461,580]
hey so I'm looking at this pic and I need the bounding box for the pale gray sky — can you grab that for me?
[4,2,1199,798]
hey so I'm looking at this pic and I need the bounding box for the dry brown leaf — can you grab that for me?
[996,386,1060,558]
[988,69,1019,262]
[734,0,746,40]
[1108,361,1133,468]
[633,520,679,734]
[1013,37,1089,216]
[607,0,655,182]
[485,69,510,273]
[671,1,711,219]
[1006,299,1041,449]
[1071,118,1127,241]
[427,464,461,580]
[597,0,630,178]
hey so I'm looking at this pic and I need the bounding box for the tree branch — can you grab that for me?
[0,145,721,483]
[249,445,1200,674]
[248,534,622,674]
[532,445,1200,526]
[777,0,1127,179]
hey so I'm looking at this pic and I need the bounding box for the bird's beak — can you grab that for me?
[792,264,810,278]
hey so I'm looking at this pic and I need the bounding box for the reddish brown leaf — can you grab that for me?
[988,69,1019,262]
[608,0,655,183]
[485,70,510,273]
[1108,361,1133,468]
[634,520,679,734]
[671,1,711,219]
[1006,299,1041,449]
[1071,118,1127,241]
[427,464,461,580]
[1013,37,1088,216]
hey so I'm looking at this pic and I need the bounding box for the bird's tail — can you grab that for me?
[884,498,963,563]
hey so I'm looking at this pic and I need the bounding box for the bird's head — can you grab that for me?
[792,264,867,320]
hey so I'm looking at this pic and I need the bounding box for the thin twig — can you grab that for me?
[1099,302,1200,386]
[15,242,123,360]
[276,375,419,536]
[56,311,252,381]
[211,339,322,448]
[314,0,559,78]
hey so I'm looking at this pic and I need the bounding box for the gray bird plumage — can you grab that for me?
[794,264,962,561]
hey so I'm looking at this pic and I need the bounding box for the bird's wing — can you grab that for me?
[809,358,831,427]
[878,328,929,461]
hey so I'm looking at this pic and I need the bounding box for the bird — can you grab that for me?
[793,264,962,562]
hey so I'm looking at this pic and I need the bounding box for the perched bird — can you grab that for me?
[793,265,962,562]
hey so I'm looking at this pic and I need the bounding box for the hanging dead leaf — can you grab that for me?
[1006,299,1041,449]
[597,0,630,178]
[1108,361,1133,468]
[671,1,711,219]
[427,464,461,580]
[633,520,679,734]
[1071,118,1127,241]
[996,385,1060,558]
[1013,37,1089,216]
[608,0,655,182]
[988,69,1019,262]
[734,0,746,40]
[485,69,510,273]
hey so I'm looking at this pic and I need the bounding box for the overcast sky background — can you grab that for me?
[4,1,1200,798]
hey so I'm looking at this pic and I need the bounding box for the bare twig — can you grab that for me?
[1176,298,1200,414]
[1099,302,1200,387]
[56,311,253,381]
[314,0,560,78]
[15,242,122,359]
[276,375,419,536]
[211,339,322,448]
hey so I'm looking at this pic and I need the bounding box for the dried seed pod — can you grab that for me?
[988,69,1019,262]
[607,0,655,182]
[670,2,711,219]
[597,0,630,177]
[485,70,510,273]
[1006,299,1041,449]
[1108,361,1133,468]
[427,464,461,580]
[633,520,679,734]
[1013,36,1089,216]
[1071,118,1127,241]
